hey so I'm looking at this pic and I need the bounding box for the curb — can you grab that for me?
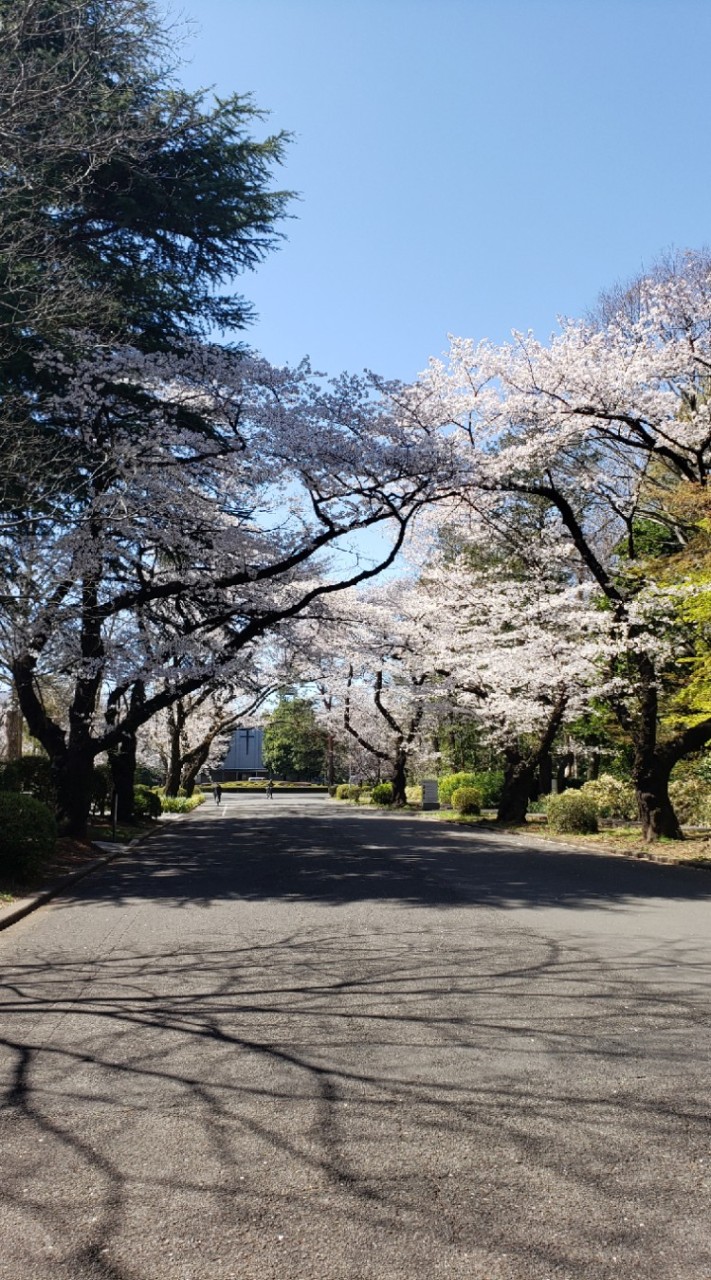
[0,835,145,933]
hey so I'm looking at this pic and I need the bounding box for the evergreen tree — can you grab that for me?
[0,0,291,513]
[263,698,327,781]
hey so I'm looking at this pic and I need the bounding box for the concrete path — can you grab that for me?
[1,794,711,1279]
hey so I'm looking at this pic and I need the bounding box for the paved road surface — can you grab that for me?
[2,794,711,1279]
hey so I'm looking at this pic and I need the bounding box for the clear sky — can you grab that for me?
[174,0,711,383]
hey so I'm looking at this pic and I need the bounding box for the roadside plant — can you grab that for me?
[668,777,711,826]
[159,793,206,813]
[133,785,162,821]
[580,774,636,820]
[451,786,482,815]
[546,792,599,835]
[0,793,57,880]
[438,773,481,806]
[371,781,394,805]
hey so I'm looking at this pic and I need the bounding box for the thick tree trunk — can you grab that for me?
[391,754,407,807]
[497,758,535,824]
[181,742,211,797]
[109,728,137,824]
[633,756,683,842]
[53,742,96,839]
[164,725,183,796]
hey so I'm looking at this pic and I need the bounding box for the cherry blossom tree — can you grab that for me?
[406,254,711,839]
[311,585,448,804]
[405,512,612,822]
[1,343,444,835]
[139,678,270,797]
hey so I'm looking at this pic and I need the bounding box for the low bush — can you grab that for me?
[580,774,636,820]
[0,793,57,881]
[438,772,481,806]
[546,792,599,834]
[669,777,711,826]
[133,785,162,820]
[159,793,206,813]
[0,755,57,810]
[92,764,112,816]
[451,786,482,815]
[405,784,423,805]
[371,781,394,805]
[335,783,361,801]
[469,770,504,808]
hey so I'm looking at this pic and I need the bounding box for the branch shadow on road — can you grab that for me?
[55,806,711,913]
[1,922,711,1279]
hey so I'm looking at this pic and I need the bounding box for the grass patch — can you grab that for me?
[496,819,711,865]
[88,820,154,844]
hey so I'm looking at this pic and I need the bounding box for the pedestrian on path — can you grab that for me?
[213,783,222,805]
[266,779,274,799]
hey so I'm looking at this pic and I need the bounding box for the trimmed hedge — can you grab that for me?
[0,793,57,880]
[335,783,361,801]
[451,786,482,815]
[438,773,481,806]
[160,793,206,813]
[133,785,162,820]
[438,770,504,808]
[200,781,328,793]
[0,755,57,810]
[371,781,394,806]
[546,792,599,834]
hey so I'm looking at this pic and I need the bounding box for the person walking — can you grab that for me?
[266,779,274,799]
[213,783,222,805]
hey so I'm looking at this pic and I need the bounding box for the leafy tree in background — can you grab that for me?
[0,0,291,517]
[262,697,328,781]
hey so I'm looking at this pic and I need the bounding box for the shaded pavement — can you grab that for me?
[1,795,711,1279]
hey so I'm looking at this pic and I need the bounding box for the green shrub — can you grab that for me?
[159,793,206,813]
[438,773,481,806]
[371,781,394,805]
[669,777,711,826]
[0,793,57,880]
[335,783,361,801]
[580,774,636,819]
[133,785,162,820]
[0,755,57,810]
[451,786,482,815]
[546,792,599,834]
[92,764,112,816]
[468,770,504,808]
[405,784,423,805]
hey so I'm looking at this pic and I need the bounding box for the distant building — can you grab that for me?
[213,726,266,781]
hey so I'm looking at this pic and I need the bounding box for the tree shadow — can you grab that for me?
[2,923,711,1277]
[56,804,711,913]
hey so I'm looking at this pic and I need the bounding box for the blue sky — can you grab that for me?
[176,0,711,383]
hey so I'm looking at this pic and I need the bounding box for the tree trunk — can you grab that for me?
[51,743,95,838]
[497,757,535,824]
[537,752,553,797]
[391,754,407,807]
[109,727,137,824]
[164,725,183,795]
[633,756,683,841]
[181,742,211,797]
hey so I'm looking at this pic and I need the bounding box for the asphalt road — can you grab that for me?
[2,794,711,1280]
